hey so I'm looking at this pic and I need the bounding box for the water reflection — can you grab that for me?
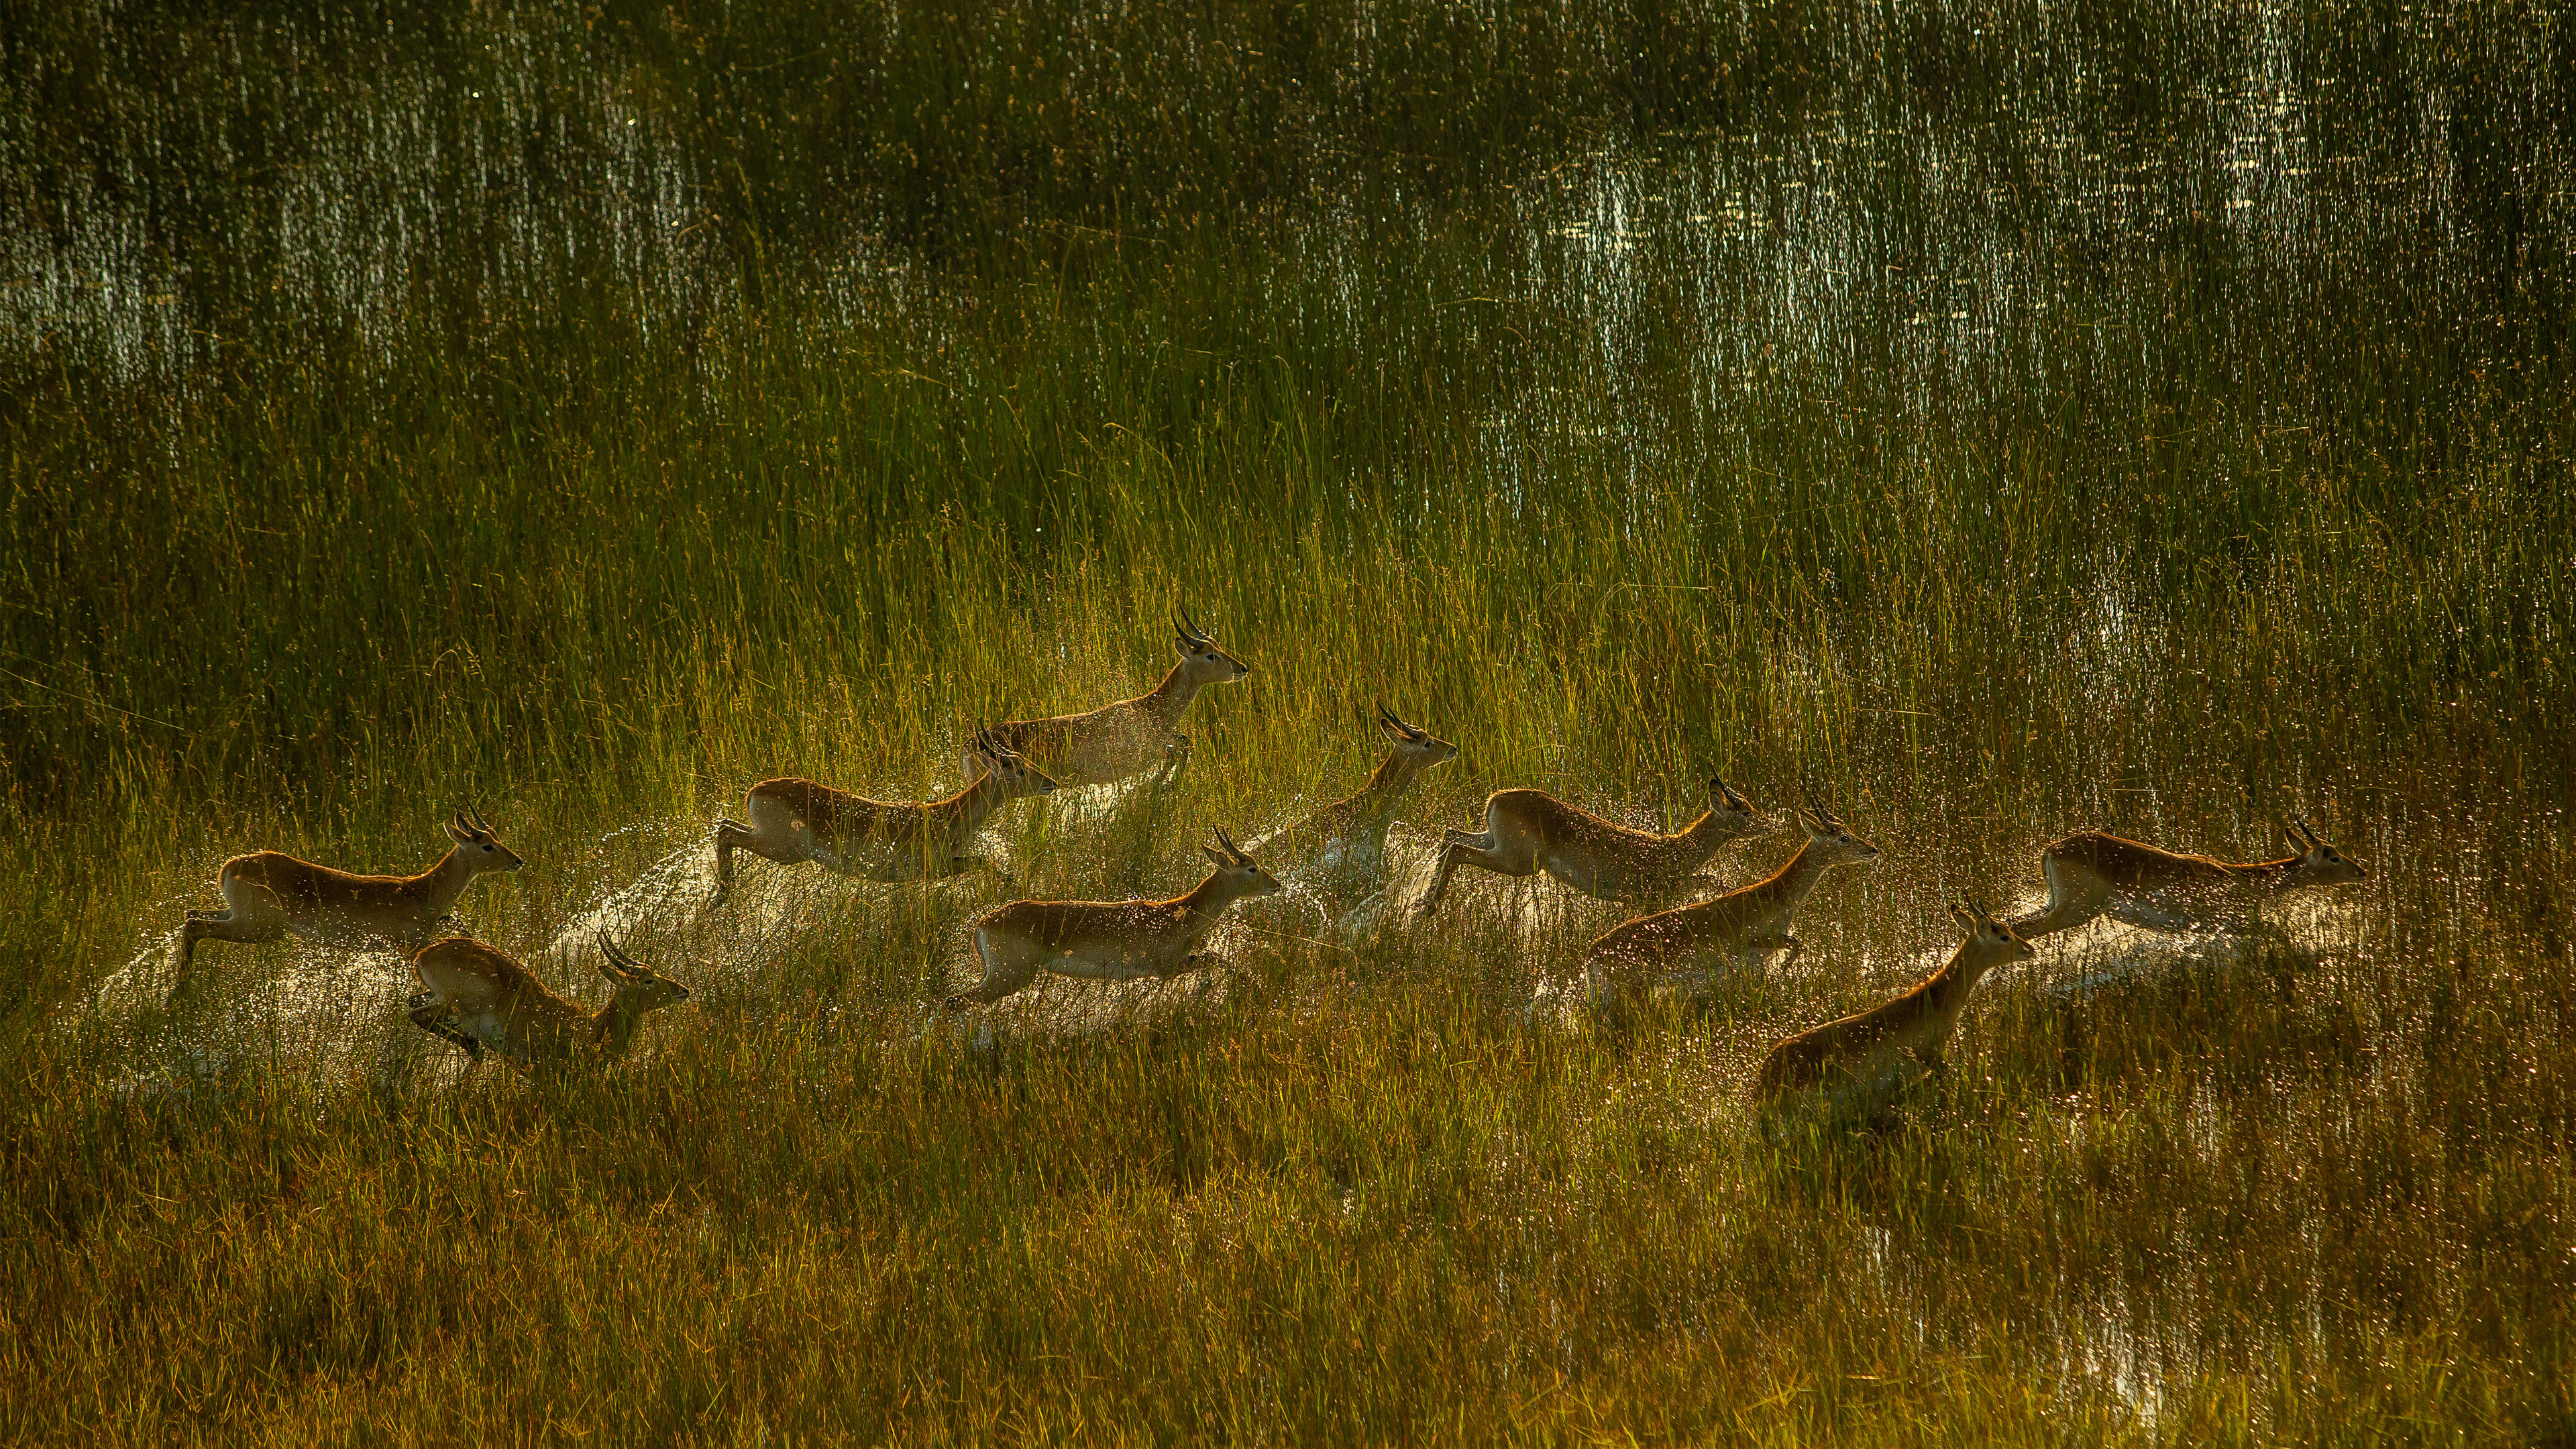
[15,1,2564,1424]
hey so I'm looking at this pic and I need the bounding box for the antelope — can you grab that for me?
[1251,702,1458,885]
[944,828,1283,1007]
[974,610,1250,788]
[406,929,693,1070]
[176,808,524,975]
[1582,789,1882,999]
[710,729,1059,904]
[1756,897,2033,1102]
[2006,817,2367,941]
[1417,771,1769,918]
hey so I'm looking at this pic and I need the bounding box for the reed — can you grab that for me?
[3,0,2571,1440]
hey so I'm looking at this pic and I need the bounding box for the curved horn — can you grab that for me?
[597,930,646,979]
[2293,816,2321,846]
[1214,825,1245,861]
[1801,775,1841,828]
[1178,607,1212,645]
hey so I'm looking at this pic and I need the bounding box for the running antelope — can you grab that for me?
[2006,817,2366,941]
[176,808,524,976]
[407,930,692,1070]
[974,610,1250,788]
[1582,790,1881,999]
[710,729,1058,904]
[944,828,1283,1007]
[1252,702,1458,884]
[1757,897,2033,1102]
[1417,772,1768,918]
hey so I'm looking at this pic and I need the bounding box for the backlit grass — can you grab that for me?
[3,0,2573,1441]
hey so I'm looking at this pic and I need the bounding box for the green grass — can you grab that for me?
[5,0,2575,1440]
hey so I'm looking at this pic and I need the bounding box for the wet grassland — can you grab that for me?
[3,0,2573,1440]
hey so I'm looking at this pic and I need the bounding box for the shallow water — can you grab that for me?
[11,2,2569,1430]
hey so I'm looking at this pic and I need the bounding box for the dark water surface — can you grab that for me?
[6,1,2572,1435]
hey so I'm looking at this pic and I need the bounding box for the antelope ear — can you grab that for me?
[2281,820,2310,855]
[442,818,472,845]
[1201,845,1226,867]
[1947,900,1976,930]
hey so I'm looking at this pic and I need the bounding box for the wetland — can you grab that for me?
[3,0,2571,1440]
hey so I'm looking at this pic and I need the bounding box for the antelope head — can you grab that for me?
[1201,827,1284,900]
[1947,894,2035,969]
[1375,700,1460,769]
[596,930,694,1028]
[1796,780,1883,865]
[972,727,1060,799]
[2279,817,2367,885]
[1174,608,1252,685]
[442,806,526,874]
[1701,772,1768,835]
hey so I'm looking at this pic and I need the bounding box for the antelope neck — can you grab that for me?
[1138,663,1205,731]
[593,998,647,1057]
[2227,853,2308,891]
[1676,806,1735,847]
[1921,949,1998,1016]
[939,770,1021,834]
[1351,749,1427,812]
[1178,872,1258,918]
[421,848,480,914]
[1742,838,1841,916]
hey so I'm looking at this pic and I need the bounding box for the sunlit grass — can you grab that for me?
[5,0,2574,1440]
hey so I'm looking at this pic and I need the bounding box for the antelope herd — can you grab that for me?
[170,612,2369,1110]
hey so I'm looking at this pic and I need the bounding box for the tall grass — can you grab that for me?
[3,0,2573,1440]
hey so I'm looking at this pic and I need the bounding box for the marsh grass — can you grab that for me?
[5,0,2575,1440]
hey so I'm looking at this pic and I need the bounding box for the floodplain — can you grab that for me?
[3,1,2571,1440]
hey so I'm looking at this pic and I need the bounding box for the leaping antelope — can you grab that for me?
[1417,771,1770,918]
[710,729,1059,904]
[1582,788,1881,999]
[1757,897,2033,1102]
[176,808,524,976]
[944,827,1283,1007]
[2006,817,2367,941]
[1251,702,1458,885]
[974,609,1250,788]
[407,929,693,1070]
